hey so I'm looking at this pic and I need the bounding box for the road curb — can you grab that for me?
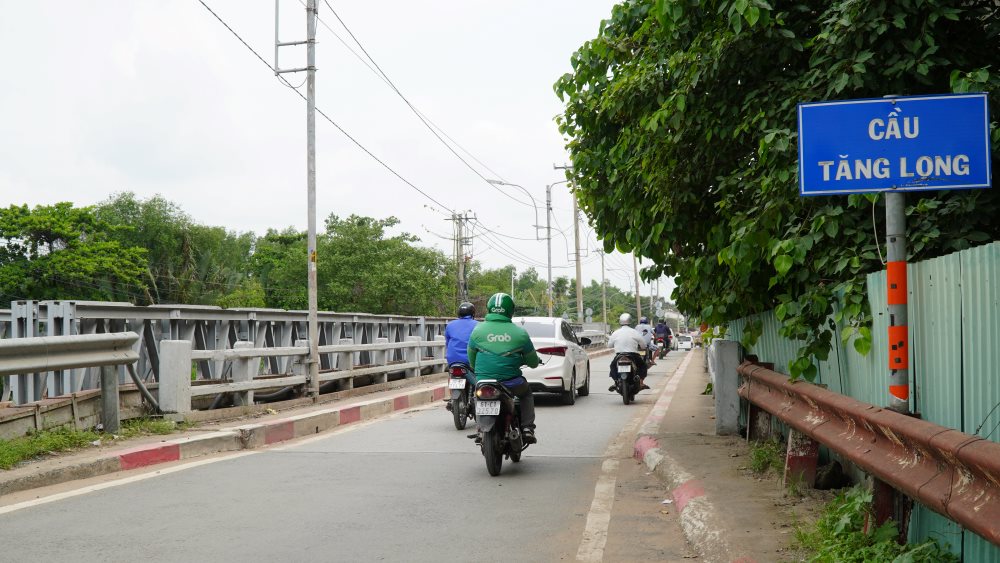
[633,352,750,563]
[0,382,447,497]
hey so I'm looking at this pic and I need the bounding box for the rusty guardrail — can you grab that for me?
[738,361,1000,546]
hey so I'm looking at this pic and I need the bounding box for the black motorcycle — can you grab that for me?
[656,336,671,359]
[446,363,475,430]
[474,379,529,476]
[612,353,641,405]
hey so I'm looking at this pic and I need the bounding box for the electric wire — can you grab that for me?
[316,0,531,207]
[197,0,455,216]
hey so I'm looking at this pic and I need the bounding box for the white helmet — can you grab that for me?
[618,313,632,326]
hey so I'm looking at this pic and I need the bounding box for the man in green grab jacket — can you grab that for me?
[468,292,540,444]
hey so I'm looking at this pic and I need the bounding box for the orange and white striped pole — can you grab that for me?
[885,191,909,413]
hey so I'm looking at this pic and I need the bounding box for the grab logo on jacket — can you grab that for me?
[487,333,512,343]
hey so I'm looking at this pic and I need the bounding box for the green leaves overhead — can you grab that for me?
[556,0,1000,380]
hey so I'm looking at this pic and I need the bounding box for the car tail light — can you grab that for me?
[476,385,499,399]
[536,346,567,356]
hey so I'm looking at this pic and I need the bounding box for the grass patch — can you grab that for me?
[749,439,785,475]
[118,417,189,439]
[0,427,101,470]
[795,486,957,562]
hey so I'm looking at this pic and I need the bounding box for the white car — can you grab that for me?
[677,334,693,351]
[512,316,592,405]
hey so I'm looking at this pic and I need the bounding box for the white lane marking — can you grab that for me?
[575,404,646,562]
[0,452,259,516]
[0,400,443,514]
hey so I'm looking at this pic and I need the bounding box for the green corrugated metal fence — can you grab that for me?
[729,241,1000,560]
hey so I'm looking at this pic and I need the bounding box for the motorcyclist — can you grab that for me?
[654,319,672,350]
[607,313,650,391]
[635,316,657,365]
[468,293,540,444]
[444,302,477,412]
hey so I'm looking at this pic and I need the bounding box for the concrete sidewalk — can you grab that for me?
[634,349,822,562]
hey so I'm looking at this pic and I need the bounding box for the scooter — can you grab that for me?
[446,363,475,430]
[612,353,641,405]
[473,379,529,476]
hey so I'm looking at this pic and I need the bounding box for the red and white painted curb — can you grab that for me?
[632,353,751,563]
[0,384,447,496]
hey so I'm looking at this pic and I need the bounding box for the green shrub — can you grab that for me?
[0,427,100,470]
[749,439,785,475]
[795,486,957,562]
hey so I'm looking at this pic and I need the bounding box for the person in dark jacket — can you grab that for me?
[445,302,478,389]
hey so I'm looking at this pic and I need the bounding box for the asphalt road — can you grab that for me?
[0,352,687,563]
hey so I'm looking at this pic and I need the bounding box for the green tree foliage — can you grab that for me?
[252,215,454,316]
[0,203,147,302]
[322,215,453,315]
[96,193,255,305]
[556,0,1000,378]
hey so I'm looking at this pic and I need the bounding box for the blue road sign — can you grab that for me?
[797,93,991,196]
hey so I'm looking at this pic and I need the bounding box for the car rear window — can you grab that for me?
[515,321,556,338]
[678,335,692,341]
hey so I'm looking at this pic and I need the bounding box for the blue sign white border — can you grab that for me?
[797,92,992,196]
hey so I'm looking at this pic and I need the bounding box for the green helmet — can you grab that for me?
[486,292,515,319]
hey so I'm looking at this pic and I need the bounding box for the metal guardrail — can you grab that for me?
[0,332,140,433]
[0,333,139,376]
[738,361,1000,546]
[160,337,447,413]
[3,300,451,405]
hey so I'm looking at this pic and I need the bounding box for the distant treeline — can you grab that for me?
[0,193,670,320]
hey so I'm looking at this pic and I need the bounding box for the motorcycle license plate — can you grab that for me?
[617,364,632,373]
[448,378,466,389]
[476,400,501,416]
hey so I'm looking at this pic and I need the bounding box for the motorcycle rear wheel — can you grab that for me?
[622,383,632,405]
[452,393,468,430]
[483,429,503,476]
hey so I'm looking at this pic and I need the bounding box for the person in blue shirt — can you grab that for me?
[445,302,478,388]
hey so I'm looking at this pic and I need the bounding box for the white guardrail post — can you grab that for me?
[433,335,445,363]
[337,338,353,390]
[293,339,309,381]
[405,336,421,378]
[373,338,389,385]
[159,340,192,414]
[232,341,255,407]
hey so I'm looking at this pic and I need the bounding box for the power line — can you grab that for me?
[315,0,532,208]
[197,0,456,215]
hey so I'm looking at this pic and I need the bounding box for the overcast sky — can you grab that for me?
[0,0,675,307]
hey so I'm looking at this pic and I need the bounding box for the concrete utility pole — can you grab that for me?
[304,0,320,400]
[275,0,319,399]
[572,197,584,323]
[545,184,555,317]
[600,251,608,332]
[450,213,469,303]
[552,164,574,320]
[633,255,643,319]
[886,191,909,413]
